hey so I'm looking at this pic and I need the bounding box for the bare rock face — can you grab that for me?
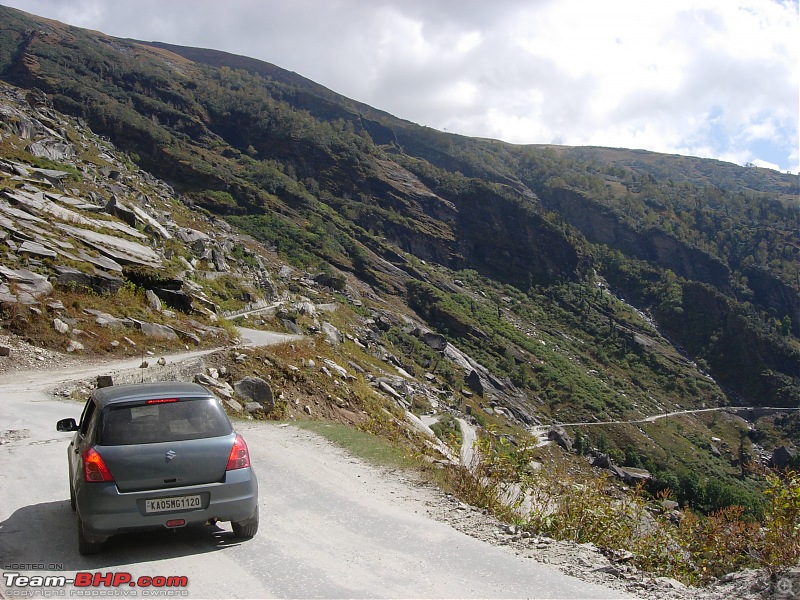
[55,266,123,295]
[254,269,278,300]
[234,376,275,412]
[18,240,56,259]
[0,266,53,303]
[27,140,75,162]
[58,223,162,268]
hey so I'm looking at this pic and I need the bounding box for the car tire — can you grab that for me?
[77,515,102,555]
[232,508,259,539]
[69,478,76,512]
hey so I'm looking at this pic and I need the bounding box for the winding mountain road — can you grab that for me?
[531,405,799,436]
[236,326,303,348]
[0,337,636,599]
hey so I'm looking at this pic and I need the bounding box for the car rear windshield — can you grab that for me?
[98,397,232,446]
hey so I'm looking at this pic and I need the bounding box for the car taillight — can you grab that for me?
[226,435,251,470]
[82,447,114,482]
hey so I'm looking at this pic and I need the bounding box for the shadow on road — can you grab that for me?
[0,500,246,570]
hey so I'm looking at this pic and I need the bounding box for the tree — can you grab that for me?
[624,444,642,468]
[574,430,585,455]
[597,431,609,454]
[738,431,751,479]
[780,315,792,337]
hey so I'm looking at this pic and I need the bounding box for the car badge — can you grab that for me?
[165,450,177,462]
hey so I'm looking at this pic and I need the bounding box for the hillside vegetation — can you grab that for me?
[0,4,798,585]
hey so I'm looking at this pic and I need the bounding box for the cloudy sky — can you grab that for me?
[4,0,799,173]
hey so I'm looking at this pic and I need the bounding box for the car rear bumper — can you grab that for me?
[76,468,258,542]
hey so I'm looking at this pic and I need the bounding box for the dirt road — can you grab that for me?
[0,342,636,599]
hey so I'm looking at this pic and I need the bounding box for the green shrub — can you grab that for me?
[759,470,800,574]
[439,431,800,586]
[430,415,462,451]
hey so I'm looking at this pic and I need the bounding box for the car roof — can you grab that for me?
[91,381,215,408]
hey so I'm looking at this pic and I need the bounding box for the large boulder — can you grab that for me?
[281,318,302,335]
[129,319,178,341]
[591,453,613,469]
[171,326,201,346]
[153,288,193,313]
[52,318,69,334]
[421,331,448,352]
[591,453,651,484]
[465,370,485,397]
[145,289,162,312]
[83,308,129,329]
[321,322,343,346]
[175,227,209,246]
[612,465,652,484]
[547,426,574,452]
[312,271,346,291]
[233,377,274,412]
[293,301,316,317]
[771,446,798,470]
[105,197,137,228]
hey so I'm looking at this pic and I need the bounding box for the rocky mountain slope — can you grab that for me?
[0,4,798,586]
[0,75,467,447]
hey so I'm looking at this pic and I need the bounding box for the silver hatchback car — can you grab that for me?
[57,381,259,555]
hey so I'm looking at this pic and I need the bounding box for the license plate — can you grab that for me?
[144,495,202,513]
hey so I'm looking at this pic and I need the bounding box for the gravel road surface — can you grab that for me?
[0,341,637,599]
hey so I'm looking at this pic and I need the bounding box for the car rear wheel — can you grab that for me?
[232,507,259,539]
[69,478,76,512]
[77,515,102,555]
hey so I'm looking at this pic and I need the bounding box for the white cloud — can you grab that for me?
[751,158,782,170]
[4,0,798,172]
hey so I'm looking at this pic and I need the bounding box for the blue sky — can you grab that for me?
[4,0,799,173]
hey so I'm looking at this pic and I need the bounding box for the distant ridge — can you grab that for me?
[138,40,396,122]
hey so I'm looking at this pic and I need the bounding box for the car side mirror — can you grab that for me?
[56,418,79,432]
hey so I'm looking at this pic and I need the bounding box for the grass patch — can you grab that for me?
[294,420,415,469]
